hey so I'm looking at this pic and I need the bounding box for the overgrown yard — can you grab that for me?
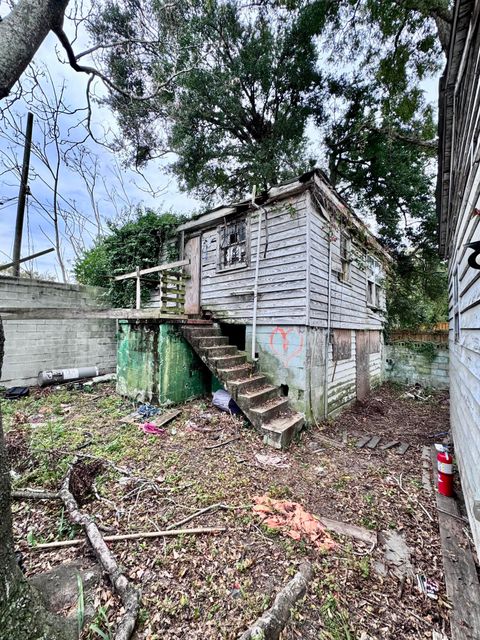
[3,382,452,639]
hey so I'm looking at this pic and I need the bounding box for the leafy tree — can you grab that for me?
[90,0,324,200]
[75,209,186,306]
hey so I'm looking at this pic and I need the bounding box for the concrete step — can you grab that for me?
[262,413,305,450]
[249,397,290,428]
[194,336,229,348]
[227,374,269,398]
[183,326,221,338]
[238,385,279,408]
[209,354,247,369]
[203,345,238,357]
[217,363,255,381]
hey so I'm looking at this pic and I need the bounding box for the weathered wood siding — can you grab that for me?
[307,192,387,331]
[328,330,357,414]
[438,0,480,556]
[198,194,308,325]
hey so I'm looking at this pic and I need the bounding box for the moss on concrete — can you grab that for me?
[117,321,210,404]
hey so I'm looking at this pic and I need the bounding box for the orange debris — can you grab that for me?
[252,495,336,551]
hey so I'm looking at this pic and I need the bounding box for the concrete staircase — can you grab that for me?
[182,323,304,449]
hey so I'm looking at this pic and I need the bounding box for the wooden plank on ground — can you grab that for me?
[366,436,381,449]
[154,409,182,428]
[421,446,432,494]
[380,440,399,450]
[319,516,377,546]
[431,448,480,640]
[356,436,372,449]
[397,443,410,455]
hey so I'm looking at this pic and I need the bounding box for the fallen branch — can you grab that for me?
[166,503,228,530]
[59,460,141,640]
[392,473,434,522]
[34,526,227,549]
[11,489,60,500]
[239,562,313,640]
[204,436,241,450]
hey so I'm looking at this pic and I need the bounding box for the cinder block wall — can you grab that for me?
[384,341,449,389]
[0,276,117,387]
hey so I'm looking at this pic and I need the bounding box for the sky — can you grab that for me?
[0,6,201,280]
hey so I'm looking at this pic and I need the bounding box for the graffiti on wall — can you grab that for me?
[269,327,305,367]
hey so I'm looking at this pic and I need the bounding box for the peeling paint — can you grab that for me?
[117,321,210,403]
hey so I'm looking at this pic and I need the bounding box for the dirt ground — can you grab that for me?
[2,382,454,639]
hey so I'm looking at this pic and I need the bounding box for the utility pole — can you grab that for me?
[12,112,34,277]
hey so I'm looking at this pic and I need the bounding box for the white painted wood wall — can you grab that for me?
[438,0,480,558]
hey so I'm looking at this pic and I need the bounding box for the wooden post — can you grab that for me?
[12,112,34,277]
[135,266,141,310]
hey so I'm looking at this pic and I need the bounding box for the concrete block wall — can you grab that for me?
[1,276,117,387]
[384,341,449,389]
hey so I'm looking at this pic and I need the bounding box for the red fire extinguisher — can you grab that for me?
[435,444,454,497]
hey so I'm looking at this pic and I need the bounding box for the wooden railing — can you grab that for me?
[114,259,189,315]
[158,269,186,315]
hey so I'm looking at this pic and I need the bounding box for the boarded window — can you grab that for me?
[332,329,352,361]
[218,218,248,270]
[368,330,380,354]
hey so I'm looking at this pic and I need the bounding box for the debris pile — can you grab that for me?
[253,495,336,551]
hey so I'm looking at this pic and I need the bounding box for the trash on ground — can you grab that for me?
[254,452,291,468]
[212,389,241,415]
[252,495,336,550]
[137,403,160,419]
[140,422,167,437]
[4,386,29,399]
[416,574,439,600]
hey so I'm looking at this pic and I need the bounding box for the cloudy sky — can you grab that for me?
[0,8,201,280]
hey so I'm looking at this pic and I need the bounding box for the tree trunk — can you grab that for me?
[0,319,70,639]
[0,0,70,99]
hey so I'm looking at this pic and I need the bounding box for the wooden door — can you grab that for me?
[184,235,201,315]
[356,330,370,400]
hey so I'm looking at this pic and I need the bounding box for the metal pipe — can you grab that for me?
[251,206,263,361]
[324,227,332,419]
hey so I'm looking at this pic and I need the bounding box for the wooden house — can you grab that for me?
[174,169,391,446]
[437,0,480,557]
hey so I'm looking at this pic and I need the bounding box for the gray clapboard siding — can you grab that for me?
[308,203,386,331]
[437,0,480,560]
[327,331,357,414]
[199,194,308,325]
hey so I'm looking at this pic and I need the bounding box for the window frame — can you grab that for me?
[216,216,250,273]
[339,231,352,284]
[366,255,384,311]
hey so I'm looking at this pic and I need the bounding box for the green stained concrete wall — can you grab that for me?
[385,342,449,389]
[117,321,210,403]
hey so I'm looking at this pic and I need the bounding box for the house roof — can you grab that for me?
[437,0,476,257]
[178,168,392,262]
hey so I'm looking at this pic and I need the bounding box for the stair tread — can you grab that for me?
[218,364,253,372]
[263,413,304,433]
[210,354,245,362]
[250,397,290,415]
[238,385,277,399]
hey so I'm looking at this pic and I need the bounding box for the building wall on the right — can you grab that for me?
[438,0,480,558]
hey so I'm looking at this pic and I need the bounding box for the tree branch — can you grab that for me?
[53,27,188,101]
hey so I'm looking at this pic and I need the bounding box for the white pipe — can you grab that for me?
[251,207,263,361]
[324,230,332,419]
